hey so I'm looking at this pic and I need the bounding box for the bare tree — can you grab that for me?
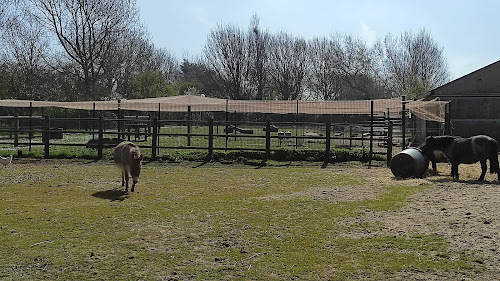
[0,0,54,100]
[3,15,49,99]
[268,32,308,100]
[382,29,450,98]
[113,36,180,99]
[306,34,392,100]
[0,0,18,37]
[105,27,153,99]
[0,0,21,59]
[29,0,140,100]
[335,34,380,99]
[247,14,269,100]
[153,48,180,84]
[203,23,250,99]
[308,36,343,100]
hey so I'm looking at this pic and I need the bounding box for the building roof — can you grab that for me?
[428,60,500,98]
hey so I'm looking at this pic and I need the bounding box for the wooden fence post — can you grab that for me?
[14,115,19,147]
[208,118,214,158]
[349,125,352,149]
[117,99,122,139]
[225,101,229,151]
[295,100,299,148]
[43,116,50,158]
[387,120,393,167]
[265,119,271,159]
[402,95,406,149]
[157,103,161,155]
[29,102,33,151]
[369,100,374,168]
[92,102,96,140]
[151,117,158,160]
[187,105,192,146]
[325,120,331,161]
[97,116,103,159]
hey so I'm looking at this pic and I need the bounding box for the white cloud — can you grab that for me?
[194,6,215,28]
[361,22,377,46]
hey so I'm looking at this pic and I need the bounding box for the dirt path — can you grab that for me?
[362,163,500,280]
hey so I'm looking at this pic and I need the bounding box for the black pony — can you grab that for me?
[417,142,448,171]
[421,135,500,181]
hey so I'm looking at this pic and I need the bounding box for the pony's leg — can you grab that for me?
[428,153,437,171]
[451,163,459,179]
[121,168,125,187]
[496,164,500,181]
[130,174,136,192]
[490,155,500,181]
[478,160,487,181]
[124,168,130,192]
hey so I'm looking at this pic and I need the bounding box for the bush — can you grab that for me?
[157,148,385,164]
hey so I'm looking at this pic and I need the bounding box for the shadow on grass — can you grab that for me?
[92,189,130,201]
[396,169,500,185]
[192,157,270,169]
[192,156,211,168]
[246,159,268,169]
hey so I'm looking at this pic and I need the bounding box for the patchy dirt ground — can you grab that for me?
[3,159,498,279]
[348,163,500,280]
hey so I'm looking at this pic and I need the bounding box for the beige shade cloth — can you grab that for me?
[0,99,118,110]
[0,95,448,122]
[405,99,447,122]
[120,95,227,112]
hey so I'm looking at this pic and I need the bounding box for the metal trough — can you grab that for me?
[390,148,428,178]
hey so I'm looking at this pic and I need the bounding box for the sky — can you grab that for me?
[136,0,500,80]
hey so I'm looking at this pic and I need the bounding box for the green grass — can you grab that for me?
[0,161,479,280]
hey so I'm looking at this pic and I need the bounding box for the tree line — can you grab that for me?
[0,1,451,102]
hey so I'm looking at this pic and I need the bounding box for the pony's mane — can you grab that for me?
[433,135,457,142]
[427,135,457,149]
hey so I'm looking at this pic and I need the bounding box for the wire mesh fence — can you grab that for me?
[0,116,392,163]
[0,96,449,164]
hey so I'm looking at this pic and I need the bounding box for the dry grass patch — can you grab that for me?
[0,160,488,280]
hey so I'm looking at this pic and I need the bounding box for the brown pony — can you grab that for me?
[114,141,143,192]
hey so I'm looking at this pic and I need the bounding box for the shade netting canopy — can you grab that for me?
[0,95,448,122]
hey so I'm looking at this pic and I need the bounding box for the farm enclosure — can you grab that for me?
[0,116,393,161]
[0,96,448,163]
[0,160,497,280]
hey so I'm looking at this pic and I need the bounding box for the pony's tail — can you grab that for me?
[490,143,500,174]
